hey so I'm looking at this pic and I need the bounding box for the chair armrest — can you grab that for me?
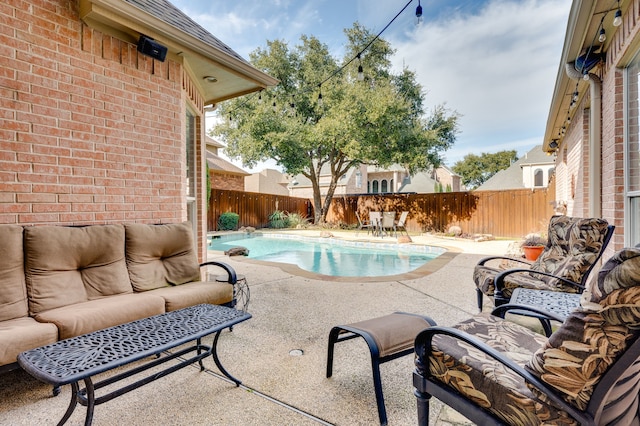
[200,260,237,284]
[477,255,532,268]
[490,303,566,323]
[414,326,592,425]
[494,269,584,293]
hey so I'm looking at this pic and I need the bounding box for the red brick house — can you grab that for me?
[543,0,640,254]
[206,136,248,192]
[0,0,277,261]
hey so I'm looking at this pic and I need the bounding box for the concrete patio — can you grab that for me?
[0,232,515,426]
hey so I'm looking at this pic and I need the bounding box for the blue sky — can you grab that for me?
[171,0,572,169]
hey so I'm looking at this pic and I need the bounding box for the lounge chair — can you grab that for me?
[474,215,614,310]
[414,246,640,425]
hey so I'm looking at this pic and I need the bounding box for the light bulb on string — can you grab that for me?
[613,1,622,27]
[258,91,263,104]
[415,0,423,25]
[599,28,606,42]
[317,87,323,107]
[357,54,364,81]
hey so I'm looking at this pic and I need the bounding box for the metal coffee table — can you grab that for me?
[18,304,251,426]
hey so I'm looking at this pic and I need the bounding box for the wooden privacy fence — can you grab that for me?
[208,189,313,230]
[209,188,556,238]
[325,188,556,238]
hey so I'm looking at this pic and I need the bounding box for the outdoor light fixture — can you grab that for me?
[549,140,559,149]
[415,0,423,24]
[599,28,606,42]
[613,1,622,27]
[317,92,323,107]
[357,54,364,81]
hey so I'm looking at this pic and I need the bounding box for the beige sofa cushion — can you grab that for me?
[125,222,201,292]
[0,225,28,322]
[34,293,166,340]
[148,281,233,311]
[0,317,58,366]
[24,224,133,315]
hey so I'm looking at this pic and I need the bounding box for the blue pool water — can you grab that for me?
[209,233,445,277]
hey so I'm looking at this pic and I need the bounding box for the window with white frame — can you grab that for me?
[185,110,197,234]
[626,53,640,246]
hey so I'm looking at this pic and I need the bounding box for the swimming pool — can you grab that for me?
[208,233,446,277]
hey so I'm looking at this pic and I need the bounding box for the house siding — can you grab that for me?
[1,0,209,258]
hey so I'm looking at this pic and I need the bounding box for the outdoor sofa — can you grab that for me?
[0,222,236,373]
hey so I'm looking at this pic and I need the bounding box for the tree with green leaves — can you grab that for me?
[451,150,518,190]
[212,23,459,223]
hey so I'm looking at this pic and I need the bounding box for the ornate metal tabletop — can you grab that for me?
[17,304,251,425]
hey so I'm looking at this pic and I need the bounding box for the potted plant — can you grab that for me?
[521,234,547,261]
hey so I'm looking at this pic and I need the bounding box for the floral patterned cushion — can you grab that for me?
[525,248,640,411]
[424,313,578,424]
[474,215,609,299]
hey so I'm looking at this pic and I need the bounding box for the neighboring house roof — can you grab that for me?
[78,0,278,104]
[396,173,438,193]
[205,136,224,151]
[476,145,554,191]
[206,151,249,176]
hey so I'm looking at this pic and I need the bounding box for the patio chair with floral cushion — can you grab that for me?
[474,215,614,310]
[414,246,640,425]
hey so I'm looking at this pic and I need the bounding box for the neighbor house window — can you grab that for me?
[372,180,379,193]
[381,179,388,193]
[626,52,640,246]
[534,169,543,187]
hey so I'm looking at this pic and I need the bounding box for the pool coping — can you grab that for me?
[207,231,462,283]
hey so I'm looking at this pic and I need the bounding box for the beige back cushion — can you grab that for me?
[125,222,201,292]
[24,224,133,315]
[0,225,28,321]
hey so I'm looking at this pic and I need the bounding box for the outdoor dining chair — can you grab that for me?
[356,212,374,235]
[369,211,382,237]
[395,211,409,236]
[414,246,640,425]
[473,215,614,310]
[380,211,396,237]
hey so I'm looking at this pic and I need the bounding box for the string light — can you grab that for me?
[613,0,622,26]
[219,0,417,118]
[599,28,606,43]
[317,85,323,107]
[415,0,423,25]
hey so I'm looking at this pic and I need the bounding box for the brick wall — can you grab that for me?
[0,0,188,226]
[211,172,244,191]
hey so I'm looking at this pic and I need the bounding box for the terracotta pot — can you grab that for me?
[523,245,545,261]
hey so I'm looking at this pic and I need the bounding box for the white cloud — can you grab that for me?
[390,0,571,165]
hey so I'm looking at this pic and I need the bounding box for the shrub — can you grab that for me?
[269,210,290,228]
[287,212,310,228]
[218,212,239,230]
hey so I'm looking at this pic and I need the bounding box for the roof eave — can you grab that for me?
[543,0,598,152]
[79,0,278,103]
